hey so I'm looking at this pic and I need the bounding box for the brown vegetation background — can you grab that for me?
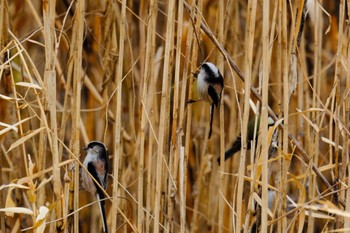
[0,0,349,232]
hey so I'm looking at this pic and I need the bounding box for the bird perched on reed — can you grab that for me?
[189,62,224,139]
[218,116,275,164]
[81,141,109,233]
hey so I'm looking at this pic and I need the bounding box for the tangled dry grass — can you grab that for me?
[0,0,349,232]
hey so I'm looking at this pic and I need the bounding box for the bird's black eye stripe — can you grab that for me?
[201,63,216,78]
[201,63,224,86]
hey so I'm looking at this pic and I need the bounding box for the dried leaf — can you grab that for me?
[5,188,16,217]
[302,203,350,218]
[295,108,325,114]
[34,206,49,233]
[0,122,18,134]
[15,81,42,90]
[288,197,334,220]
[289,54,298,98]
[297,182,306,233]
[0,117,34,136]
[0,207,33,215]
[321,136,343,150]
[0,183,29,190]
[7,127,45,152]
[27,155,37,203]
[0,94,16,101]
[36,175,53,191]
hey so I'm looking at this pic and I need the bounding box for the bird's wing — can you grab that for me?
[208,85,220,107]
[103,151,108,189]
[87,162,106,199]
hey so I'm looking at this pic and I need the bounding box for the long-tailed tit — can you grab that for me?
[82,141,109,233]
[194,62,224,138]
[218,116,275,164]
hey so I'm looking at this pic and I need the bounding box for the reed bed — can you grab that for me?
[0,0,349,232]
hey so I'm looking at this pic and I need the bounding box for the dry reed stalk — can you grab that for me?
[186,1,203,232]
[68,0,85,231]
[308,2,322,232]
[280,0,288,232]
[138,0,157,231]
[332,0,345,229]
[111,0,127,231]
[264,4,279,232]
[345,1,350,230]
[238,0,257,232]
[42,0,64,230]
[217,1,225,233]
[286,1,310,230]
[226,3,241,230]
[0,1,8,230]
[145,46,163,233]
[178,5,196,233]
[260,1,270,232]
[166,0,184,232]
[63,35,75,233]
[163,9,176,229]
[153,0,175,231]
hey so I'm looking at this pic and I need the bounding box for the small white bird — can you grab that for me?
[81,141,109,233]
[195,62,224,138]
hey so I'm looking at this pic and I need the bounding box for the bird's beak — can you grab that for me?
[83,146,88,151]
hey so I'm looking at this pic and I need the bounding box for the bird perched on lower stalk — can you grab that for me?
[81,141,109,233]
[189,62,224,139]
[218,116,275,164]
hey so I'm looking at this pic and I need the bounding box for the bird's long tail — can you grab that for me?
[96,194,108,233]
[208,104,214,139]
[218,136,242,164]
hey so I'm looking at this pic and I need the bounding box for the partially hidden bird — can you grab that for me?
[81,141,109,233]
[218,116,275,164]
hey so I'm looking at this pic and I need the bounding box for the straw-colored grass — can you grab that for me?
[0,0,349,232]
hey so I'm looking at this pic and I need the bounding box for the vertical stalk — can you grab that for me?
[237,0,257,231]
[188,1,203,231]
[178,4,195,233]
[281,0,288,232]
[0,0,8,232]
[333,0,345,228]
[69,0,85,231]
[138,0,157,232]
[153,0,175,231]
[167,1,183,232]
[111,0,126,231]
[42,0,63,230]
[345,0,350,230]
[309,2,322,231]
[217,1,225,232]
[260,0,270,232]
